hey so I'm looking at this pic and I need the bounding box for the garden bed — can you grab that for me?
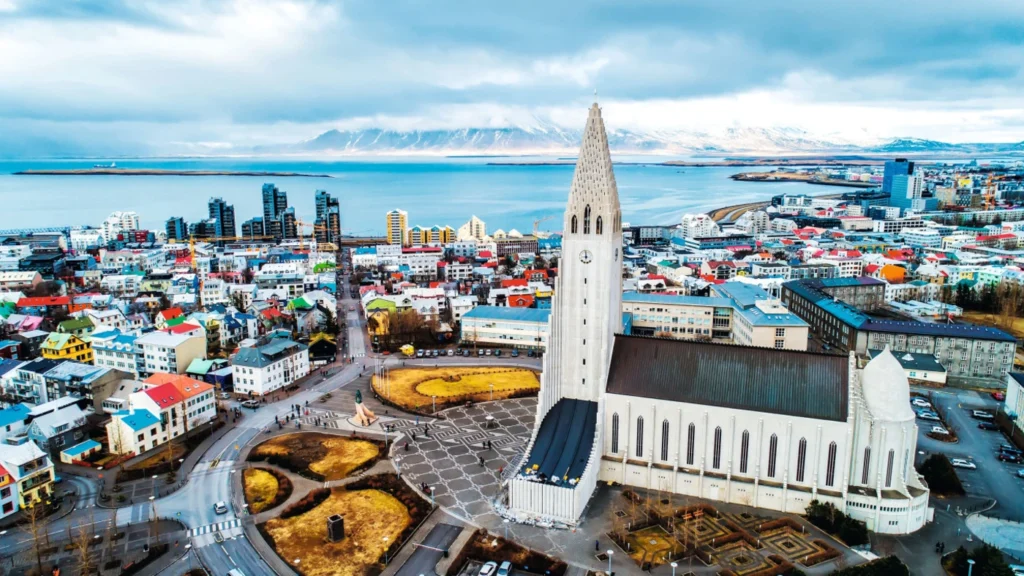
[247,432,383,481]
[446,528,567,576]
[243,467,293,513]
[372,366,539,413]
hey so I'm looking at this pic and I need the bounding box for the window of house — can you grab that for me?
[795,438,807,482]
[686,423,696,466]
[767,434,778,478]
[635,416,644,458]
[712,427,723,469]
[739,430,750,474]
[611,413,619,453]
[661,420,670,461]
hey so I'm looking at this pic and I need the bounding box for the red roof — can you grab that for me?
[436,261,447,267]
[483,261,497,268]
[17,296,70,307]
[261,308,283,319]
[478,250,494,258]
[647,274,668,281]
[143,382,184,408]
[402,247,443,254]
[864,264,880,273]
[159,307,184,321]
[706,261,736,269]
[977,233,1016,241]
[428,281,443,288]
[501,279,529,288]
[163,323,199,335]
[523,269,549,279]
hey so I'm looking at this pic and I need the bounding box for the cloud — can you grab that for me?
[1,0,1023,155]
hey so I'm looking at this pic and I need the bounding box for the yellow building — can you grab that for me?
[41,333,94,363]
[406,224,454,246]
[386,209,408,246]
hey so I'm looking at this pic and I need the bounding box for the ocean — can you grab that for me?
[0,158,821,235]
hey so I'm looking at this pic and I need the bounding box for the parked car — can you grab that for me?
[241,399,260,410]
[998,452,1022,463]
[219,392,231,400]
[479,561,498,576]
[950,458,977,470]
[1000,445,1023,456]
[497,561,512,576]
[214,501,229,514]
[911,398,932,408]
[447,349,455,356]
[416,350,425,358]
[527,350,535,357]
[993,391,1007,401]
[478,349,485,357]
[432,349,440,357]
[1017,470,1024,480]
[917,412,941,422]
[973,410,995,420]
[485,349,492,356]
[494,349,502,357]
[930,426,950,435]
[511,350,520,357]
[979,422,999,431]
[463,350,470,357]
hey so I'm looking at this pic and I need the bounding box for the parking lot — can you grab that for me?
[913,388,1024,520]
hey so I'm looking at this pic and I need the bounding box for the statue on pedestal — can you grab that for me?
[354,389,377,426]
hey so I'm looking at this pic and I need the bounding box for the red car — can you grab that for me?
[992,391,1006,401]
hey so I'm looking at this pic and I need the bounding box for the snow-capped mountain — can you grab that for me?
[258,123,1023,156]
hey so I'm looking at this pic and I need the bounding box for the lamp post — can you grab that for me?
[503,519,509,539]
[432,395,437,414]
[490,383,494,401]
[429,486,434,506]
[607,550,613,575]
[185,543,192,571]
[671,561,677,576]
[383,536,390,565]
[968,559,975,576]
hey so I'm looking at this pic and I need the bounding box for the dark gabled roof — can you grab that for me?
[606,335,849,422]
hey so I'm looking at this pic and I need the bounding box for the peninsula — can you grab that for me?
[13,168,332,177]
[730,170,876,188]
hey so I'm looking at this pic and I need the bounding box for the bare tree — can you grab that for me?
[75,515,96,575]
[25,501,48,576]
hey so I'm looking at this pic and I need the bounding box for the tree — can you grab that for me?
[947,544,1014,576]
[25,500,48,576]
[917,454,965,496]
[74,515,97,575]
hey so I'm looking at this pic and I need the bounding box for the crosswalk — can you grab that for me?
[189,518,241,537]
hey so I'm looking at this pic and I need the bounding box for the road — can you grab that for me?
[395,523,462,576]
[913,387,1024,521]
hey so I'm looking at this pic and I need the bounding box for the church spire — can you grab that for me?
[566,103,620,236]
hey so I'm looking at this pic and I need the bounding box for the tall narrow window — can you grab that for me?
[796,438,808,482]
[571,215,578,234]
[885,449,895,488]
[661,420,670,461]
[712,427,723,469]
[767,434,778,478]
[903,450,909,481]
[686,423,696,465]
[861,447,871,484]
[611,413,619,454]
[596,216,603,235]
[739,430,750,474]
[826,442,839,487]
[584,205,591,234]
[635,416,644,458]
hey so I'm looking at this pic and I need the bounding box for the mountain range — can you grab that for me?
[253,124,1024,157]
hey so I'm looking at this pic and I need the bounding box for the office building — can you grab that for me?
[457,215,487,241]
[386,209,408,245]
[241,217,265,240]
[262,183,289,240]
[882,158,914,194]
[890,173,925,216]
[460,306,551,350]
[207,197,236,239]
[280,207,298,240]
[314,190,342,243]
[165,217,188,242]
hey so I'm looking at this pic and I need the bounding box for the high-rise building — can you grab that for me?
[890,173,925,216]
[679,213,720,239]
[407,224,454,246]
[457,215,486,240]
[262,183,289,240]
[314,190,342,243]
[280,207,298,240]
[188,219,217,239]
[165,217,188,242]
[386,209,408,245]
[241,217,265,239]
[101,211,141,242]
[207,197,236,239]
[882,158,914,194]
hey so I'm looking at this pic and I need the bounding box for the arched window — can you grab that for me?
[739,430,750,474]
[571,215,578,234]
[635,416,644,458]
[861,447,871,485]
[767,434,779,478]
[686,423,696,466]
[583,205,591,234]
[826,442,839,487]
[796,437,808,483]
[596,216,603,235]
[712,427,723,469]
[885,449,895,488]
[611,413,619,454]
[661,420,670,461]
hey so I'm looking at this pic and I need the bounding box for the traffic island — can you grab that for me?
[247,432,384,481]
[371,366,539,414]
[243,467,294,513]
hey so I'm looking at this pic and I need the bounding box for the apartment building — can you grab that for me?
[135,330,207,377]
[231,338,310,396]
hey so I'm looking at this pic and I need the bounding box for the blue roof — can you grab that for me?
[0,403,30,428]
[113,409,160,432]
[63,439,101,457]
[0,339,19,349]
[622,291,732,308]
[462,305,551,323]
[715,282,810,328]
[355,246,376,255]
[0,358,23,379]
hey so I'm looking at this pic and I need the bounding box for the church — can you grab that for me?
[506,103,932,536]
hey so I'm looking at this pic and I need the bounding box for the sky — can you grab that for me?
[1,0,1023,156]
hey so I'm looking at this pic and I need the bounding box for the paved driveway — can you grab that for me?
[395,523,463,576]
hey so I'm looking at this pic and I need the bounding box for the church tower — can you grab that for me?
[546,102,623,403]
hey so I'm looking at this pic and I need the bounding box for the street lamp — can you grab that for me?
[606,550,613,575]
[503,518,509,539]
[383,536,390,565]
[432,395,437,414]
[185,543,193,571]
[968,559,975,576]
[670,561,677,576]
[490,383,494,401]
[429,486,434,506]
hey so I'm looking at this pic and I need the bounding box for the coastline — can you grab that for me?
[730,170,876,188]
[13,168,333,177]
[708,191,845,223]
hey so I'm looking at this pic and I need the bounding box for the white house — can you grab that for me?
[231,338,309,396]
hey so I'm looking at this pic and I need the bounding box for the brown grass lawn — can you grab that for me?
[127,442,188,470]
[263,488,411,576]
[372,366,539,411]
[963,310,1024,339]
[249,433,381,481]
[243,468,279,513]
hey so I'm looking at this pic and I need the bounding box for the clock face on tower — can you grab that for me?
[579,249,593,264]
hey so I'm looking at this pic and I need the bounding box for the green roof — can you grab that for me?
[43,333,75,349]
[165,316,186,327]
[288,297,313,310]
[59,316,95,333]
[186,358,217,375]
[366,298,396,312]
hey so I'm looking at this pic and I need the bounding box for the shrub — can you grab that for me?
[279,488,330,519]
[446,528,567,576]
[945,544,1014,576]
[831,555,909,576]
[804,500,868,546]
[917,454,966,496]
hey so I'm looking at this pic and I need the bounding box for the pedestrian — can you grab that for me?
[595,539,599,552]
